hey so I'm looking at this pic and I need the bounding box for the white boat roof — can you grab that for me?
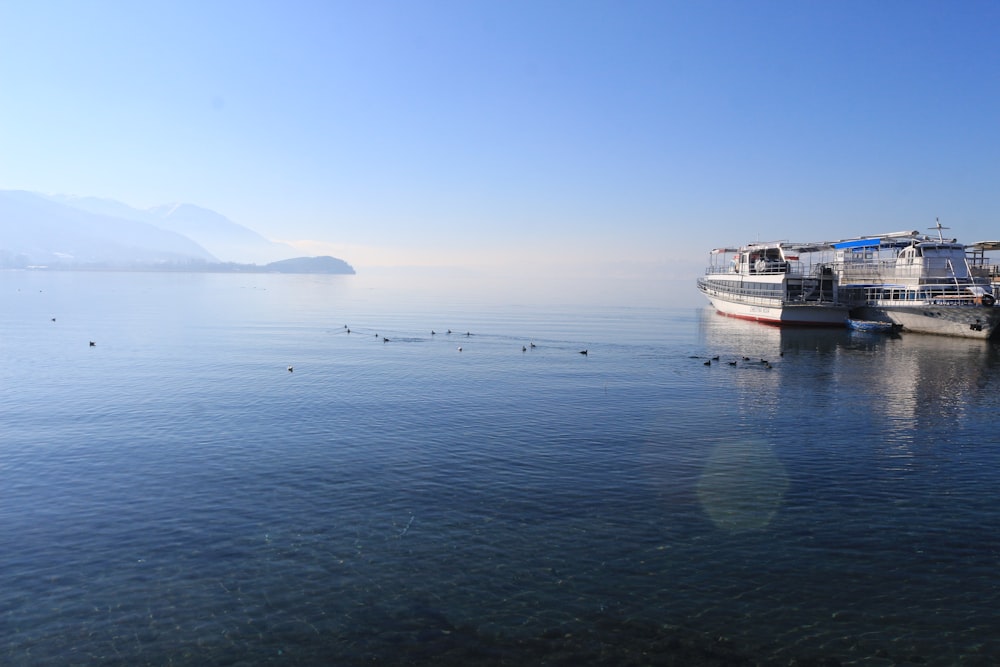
[715,229,982,255]
[710,241,834,254]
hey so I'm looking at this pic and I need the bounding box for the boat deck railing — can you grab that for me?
[837,257,986,280]
[833,259,896,279]
[841,283,993,306]
[703,261,825,278]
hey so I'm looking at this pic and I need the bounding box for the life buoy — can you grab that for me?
[982,294,996,307]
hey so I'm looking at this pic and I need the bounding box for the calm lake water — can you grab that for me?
[2,270,999,666]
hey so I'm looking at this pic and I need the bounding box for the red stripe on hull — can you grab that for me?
[715,310,846,328]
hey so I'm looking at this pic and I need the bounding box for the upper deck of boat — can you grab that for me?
[968,241,1000,289]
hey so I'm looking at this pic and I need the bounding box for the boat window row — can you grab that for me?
[702,279,785,299]
[846,285,983,304]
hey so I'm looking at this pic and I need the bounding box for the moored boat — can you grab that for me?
[834,222,1000,339]
[697,241,850,326]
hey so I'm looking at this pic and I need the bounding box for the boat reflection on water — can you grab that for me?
[697,305,999,436]
[862,329,998,428]
[698,305,846,359]
[662,308,1000,664]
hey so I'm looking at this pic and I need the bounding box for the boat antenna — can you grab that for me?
[931,217,949,241]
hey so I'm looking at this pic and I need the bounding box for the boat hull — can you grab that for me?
[852,305,1000,339]
[704,293,849,326]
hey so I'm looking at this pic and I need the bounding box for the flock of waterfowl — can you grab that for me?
[64,317,592,372]
[333,324,589,363]
[697,354,775,369]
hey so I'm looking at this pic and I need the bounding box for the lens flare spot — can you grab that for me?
[697,438,789,532]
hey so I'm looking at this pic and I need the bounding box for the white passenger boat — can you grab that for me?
[697,241,850,326]
[833,222,1000,339]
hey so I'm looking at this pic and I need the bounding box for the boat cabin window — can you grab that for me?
[748,248,788,273]
[920,243,971,277]
[899,245,920,266]
[921,245,963,258]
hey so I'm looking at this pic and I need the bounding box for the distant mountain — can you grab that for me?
[264,256,355,274]
[0,190,353,273]
[0,190,218,268]
[49,195,299,264]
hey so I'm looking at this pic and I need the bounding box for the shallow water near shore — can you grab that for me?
[2,270,999,665]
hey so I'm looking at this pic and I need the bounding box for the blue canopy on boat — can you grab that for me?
[833,237,918,250]
[832,238,881,249]
[833,231,920,250]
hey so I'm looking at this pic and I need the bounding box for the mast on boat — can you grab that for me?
[931,217,949,242]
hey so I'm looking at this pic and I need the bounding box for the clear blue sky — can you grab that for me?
[2,0,999,287]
